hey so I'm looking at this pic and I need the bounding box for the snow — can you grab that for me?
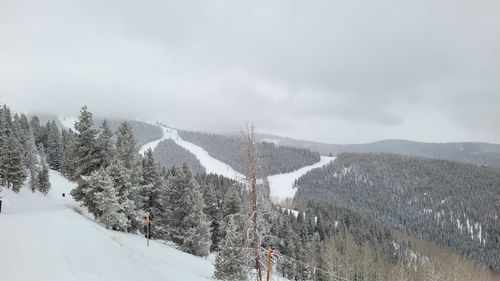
[58,116,78,131]
[0,170,214,281]
[281,207,299,218]
[139,123,245,181]
[268,156,335,203]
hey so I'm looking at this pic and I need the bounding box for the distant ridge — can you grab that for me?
[256,133,500,168]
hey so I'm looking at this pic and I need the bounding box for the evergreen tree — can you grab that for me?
[37,161,51,195]
[203,182,222,251]
[106,160,141,232]
[29,115,45,148]
[0,135,27,192]
[96,119,114,169]
[180,171,211,257]
[277,216,298,279]
[214,215,247,281]
[71,106,100,179]
[46,120,62,170]
[92,170,129,230]
[224,190,241,218]
[24,129,39,192]
[115,121,137,169]
[141,148,162,213]
[0,105,12,185]
[165,164,211,256]
[60,129,76,178]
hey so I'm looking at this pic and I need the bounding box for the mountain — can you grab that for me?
[294,153,500,271]
[178,130,321,177]
[153,139,206,174]
[257,134,500,169]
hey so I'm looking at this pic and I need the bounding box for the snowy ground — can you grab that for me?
[268,156,335,204]
[0,170,214,281]
[139,124,245,181]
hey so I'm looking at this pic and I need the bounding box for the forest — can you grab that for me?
[295,152,500,272]
[153,139,206,174]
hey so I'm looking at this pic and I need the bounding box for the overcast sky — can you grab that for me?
[0,0,499,144]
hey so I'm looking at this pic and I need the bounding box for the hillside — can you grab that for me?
[153,139,206,174]
[178,130,321,177]
[257,134,500,169]
[294,153,500,271]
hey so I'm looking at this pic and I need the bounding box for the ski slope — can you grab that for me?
[268,156,335,203]
[139,124,244,180]
[0,171,214,281]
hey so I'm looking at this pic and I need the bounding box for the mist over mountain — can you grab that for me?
[257,133,500,168]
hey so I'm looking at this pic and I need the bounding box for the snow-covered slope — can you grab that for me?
[139,124,244,180]
[268,156,335,203]
[0,171,214,281]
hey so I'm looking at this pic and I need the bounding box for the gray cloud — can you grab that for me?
[0,0,499,144]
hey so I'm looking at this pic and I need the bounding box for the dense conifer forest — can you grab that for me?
[153,139,206,174]
[295,152,500,272]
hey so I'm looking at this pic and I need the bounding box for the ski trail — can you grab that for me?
[139,123,244,180]
[268,156,335,204]
[0,170,214,281]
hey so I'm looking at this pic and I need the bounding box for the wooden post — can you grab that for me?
[266,247,273,281]
[145,212,151,247]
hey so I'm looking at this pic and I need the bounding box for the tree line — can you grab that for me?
[0,105,51,194]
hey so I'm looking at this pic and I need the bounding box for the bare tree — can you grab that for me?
[241,124,262,281]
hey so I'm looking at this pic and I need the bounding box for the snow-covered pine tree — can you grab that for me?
[141,148,162,214]
[224,190,241,218]
[115,121,137,169]
[72,106,100,180]
[96,119,114,169]
[91,169,129,231]
[0,135,27,192]
[106,160,141,232]
[29,115,41,145]
[0,105,12,186]
[214,215,247,281]
[37,161,51,195]
[12,114,28,149]
[25,130,39,192]
[179,165,211,257]
[60,129,76,178]
[202,182,222,251]
[276,216,298,279]
[46,120,62,170]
